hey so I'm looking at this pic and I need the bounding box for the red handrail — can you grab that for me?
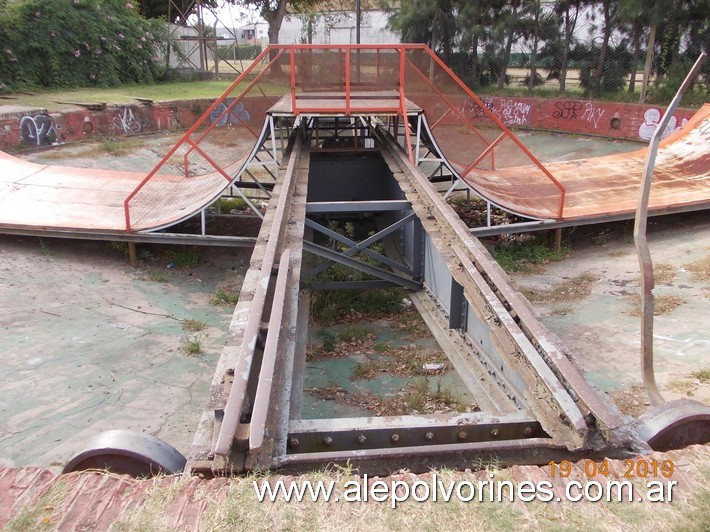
[124,44,564,232]
[123,46,275,231]
[418,48,566,219]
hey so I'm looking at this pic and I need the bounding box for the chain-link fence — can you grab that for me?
[391,0,709,106]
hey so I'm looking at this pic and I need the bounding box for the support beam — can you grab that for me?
[304,215,415,278]
[303,241,421,290]
[306,200,411,213]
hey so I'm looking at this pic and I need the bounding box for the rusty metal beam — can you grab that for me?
[214,136,303,457]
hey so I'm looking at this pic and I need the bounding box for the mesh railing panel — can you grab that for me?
[405,48,564,219]
[125,48,292,231]
[125,45,564,230]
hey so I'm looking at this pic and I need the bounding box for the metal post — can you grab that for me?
[356,0,361,44]
[128,242,138,267]
[634,52,706,407]
[269,115,279,176]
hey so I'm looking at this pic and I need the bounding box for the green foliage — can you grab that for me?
[210,287,239,306]
[217,44,261,61]
[182,318,207,332]
[0,0,166,90]
[184,336,202,355]
[162,246,200,267]
[337,325,368,343]
[310,287,405,326]
[578,43,635,97]
[488,239,571,273]
[648,59,706,104]
[219,197,248,212]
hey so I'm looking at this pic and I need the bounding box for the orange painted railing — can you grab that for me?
[123,44,564,231]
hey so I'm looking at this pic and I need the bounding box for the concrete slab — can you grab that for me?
[0,237,251,470]
[508,212,710,413]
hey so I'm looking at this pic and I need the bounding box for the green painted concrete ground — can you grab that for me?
[2,130,705,470]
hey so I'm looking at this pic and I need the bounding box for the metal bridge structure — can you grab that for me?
[0,45,708,476]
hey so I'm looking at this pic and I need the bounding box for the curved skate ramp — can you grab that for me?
[0,45,707,236]
[0,150,242,232]
[446,104,710,221]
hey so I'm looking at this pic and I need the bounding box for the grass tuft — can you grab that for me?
[184,336,202,356]
[624,293,685,317]
[182,318,207,332]
[489,241,571,273]
[210,287,240,305]
[684,255,710,282]
[521,272,598,305]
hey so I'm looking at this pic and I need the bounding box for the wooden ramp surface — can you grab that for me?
[0,151,240,233]
[458,104,710,221]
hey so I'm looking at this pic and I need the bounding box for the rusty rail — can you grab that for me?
[634,52,707,407]
[213,135,302,457]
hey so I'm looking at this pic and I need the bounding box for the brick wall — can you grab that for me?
[0,96,701,151]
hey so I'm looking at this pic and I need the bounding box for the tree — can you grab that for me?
[385,0,458,62]
[1,0,166,90]
[593,0,621,96]
[139,0,224,23]
[241,0,320,46]
[553,0,585,92]
[495,0,523,89]
[619,0,676,101]
[458,0,500,87]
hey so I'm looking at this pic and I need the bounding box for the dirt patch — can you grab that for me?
[654,263,677,284]
[0,236,250,468]
[624,293,685,316]
[521,272,598,305]
[351,344,448,380]
[306,379,478,416]
[449,196,524,227]
[608,386,651,417]
[684,254,710,282]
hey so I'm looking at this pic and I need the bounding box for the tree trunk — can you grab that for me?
[628,23,641,93]
[471,33,479,86]
[594,0,613,95]
[528,1,540,92]
[497,5,518,90]
[640,24,656,103]
[560,3,579,94]
[429,24,438,80]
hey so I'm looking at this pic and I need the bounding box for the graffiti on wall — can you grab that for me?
[497,99,531,126]
[552,101,582,120]
[109,107,147,135]
[552,101,605,129]
[209,100,250,127]
[638,108,688,141]
[581,102,605,129]
[457,97,530,126]
[20,114,61,147]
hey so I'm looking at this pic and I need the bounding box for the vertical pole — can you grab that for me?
[415,113,422,165]
[356,0,361,44]
[345,48,351,114]
[290,48,297,114]
[554,228,562,251]
[196,0,205,71]
[634,52,706,407]
[269,115,278,176]
[128,242,138,268]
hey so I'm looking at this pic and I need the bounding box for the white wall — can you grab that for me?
[278,10,400,45]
